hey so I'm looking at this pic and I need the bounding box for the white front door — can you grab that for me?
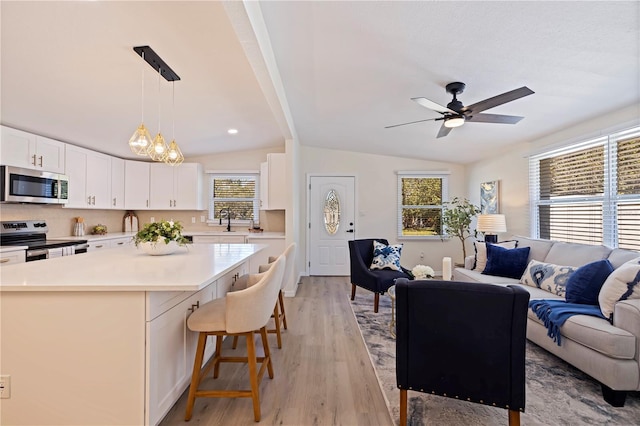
[308,176,356,275]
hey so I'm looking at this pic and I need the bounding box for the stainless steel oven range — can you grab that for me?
[0,220,88,262]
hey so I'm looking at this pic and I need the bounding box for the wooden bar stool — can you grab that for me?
[184,255,286,422]
[233,243,296,349]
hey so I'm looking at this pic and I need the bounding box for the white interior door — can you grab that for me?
[308,176,355,276]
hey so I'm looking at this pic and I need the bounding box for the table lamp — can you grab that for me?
[477,214,507,244]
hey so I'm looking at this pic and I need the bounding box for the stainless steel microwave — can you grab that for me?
[0,165,69,204]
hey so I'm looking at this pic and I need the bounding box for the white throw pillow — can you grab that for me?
[519,259,576,298]
[473,240,517,271]
[598,257,640,320]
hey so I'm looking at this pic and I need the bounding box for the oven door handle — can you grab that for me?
[26,249,49,258]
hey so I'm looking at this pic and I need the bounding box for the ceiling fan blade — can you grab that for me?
[384,117,438,129]
[412,97,456,114]
[436,123,453,138]
[465,113,524,124]
[462,86,534,114]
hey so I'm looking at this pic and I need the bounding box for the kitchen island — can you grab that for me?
[0,243,265,425]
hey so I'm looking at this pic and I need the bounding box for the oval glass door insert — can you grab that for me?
[323,189,340,235]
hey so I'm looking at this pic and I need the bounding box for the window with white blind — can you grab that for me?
[529,126,640,250]
[208,173,259,223]
[397,172,449,239]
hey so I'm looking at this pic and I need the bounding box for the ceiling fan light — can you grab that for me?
[444,116,465,128]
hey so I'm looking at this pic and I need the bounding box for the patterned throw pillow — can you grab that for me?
[598,257,640,320]
[370,240,403,271]
[473,240,518,271]
[520,260,576,298]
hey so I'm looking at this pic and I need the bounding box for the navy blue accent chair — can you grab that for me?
[348,238,411,313]
[395,278,530,426]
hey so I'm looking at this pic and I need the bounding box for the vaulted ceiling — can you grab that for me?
[2,1,638,164]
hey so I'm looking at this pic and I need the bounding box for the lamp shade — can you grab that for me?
[477,214,507,234]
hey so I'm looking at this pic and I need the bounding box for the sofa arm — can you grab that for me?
[464,255,475,270]
[613,299,640,361]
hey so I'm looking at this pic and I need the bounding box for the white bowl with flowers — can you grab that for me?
[133,220,188,256]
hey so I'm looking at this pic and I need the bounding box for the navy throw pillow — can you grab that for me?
[565,259,614,305]
[482,244,531,279]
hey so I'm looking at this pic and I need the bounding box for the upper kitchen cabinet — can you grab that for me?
[260,153,286,210]
[111,157,125,209]
[0,126,65,173]
[124,160,150,210]
[64,145,111,209]
[149,163,203,210]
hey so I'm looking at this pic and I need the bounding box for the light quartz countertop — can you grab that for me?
[185,231,285,239]
[49,232,136,242]
[0,243,265,292]
[0,245,29,254]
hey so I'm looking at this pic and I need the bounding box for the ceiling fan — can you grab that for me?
[385,82,534,138]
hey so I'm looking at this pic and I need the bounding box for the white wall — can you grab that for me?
[298,146,468,272]
[465,103,640,242]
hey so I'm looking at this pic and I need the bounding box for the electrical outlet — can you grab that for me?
[150,217,155,223]
[191,217,196,224]
[0,375,11,399]
[200,216,205,223]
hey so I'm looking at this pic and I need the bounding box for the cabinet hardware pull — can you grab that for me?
[38,156,43,167]
[32,154,37,166]
[95,245,103,248]
[113,198,116,206]
[0,258,11,263]
[146,200,149,207]
[88,196,91,205]
[92,195,96,205]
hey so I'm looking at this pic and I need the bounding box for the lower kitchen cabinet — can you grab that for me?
[87,236,133,251]
[145,262,245,425]
[0,249,26,265]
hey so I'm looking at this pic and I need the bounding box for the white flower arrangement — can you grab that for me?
[412,264,435,279]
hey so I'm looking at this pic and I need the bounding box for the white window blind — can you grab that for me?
[207,173,259,222]
[530,126,640,250]
[396,171,449,239]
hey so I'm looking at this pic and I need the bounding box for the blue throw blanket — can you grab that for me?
[529,299,605,346]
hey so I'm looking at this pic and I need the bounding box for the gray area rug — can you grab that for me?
[350,290,640,425]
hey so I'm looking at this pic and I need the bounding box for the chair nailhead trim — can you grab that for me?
[420,388,424,392]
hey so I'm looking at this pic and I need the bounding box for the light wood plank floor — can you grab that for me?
[159,276,393,426]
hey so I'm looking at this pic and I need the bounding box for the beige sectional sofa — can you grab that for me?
[453,235,640,406]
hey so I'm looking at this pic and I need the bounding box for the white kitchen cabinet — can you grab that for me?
[0,249,26,265]
[146,284,216,426]
[64,145,111,209]
[191,235,246,244]
[111,157,126,209]
[0,125,66,173]
[125,160,150,210]
[149,163,203,210]
[260,153,286,210]
[87,236,132,251]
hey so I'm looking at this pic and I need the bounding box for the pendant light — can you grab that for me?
[128,51,153,155]
[165,81,184,166]
[147,68,169,161]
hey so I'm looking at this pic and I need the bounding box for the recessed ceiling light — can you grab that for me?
[227,129,238,134]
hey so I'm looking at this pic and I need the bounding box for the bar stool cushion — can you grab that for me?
[187,297,226,332]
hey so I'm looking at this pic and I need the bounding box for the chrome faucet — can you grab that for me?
[219,208,232,232]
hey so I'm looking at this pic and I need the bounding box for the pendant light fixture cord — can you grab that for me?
[157,68,162,132]
[172,81,175,139]
[140,51,145,123]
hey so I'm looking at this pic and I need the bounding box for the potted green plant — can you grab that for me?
[442,197,481,263]
[133,220,188,255]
